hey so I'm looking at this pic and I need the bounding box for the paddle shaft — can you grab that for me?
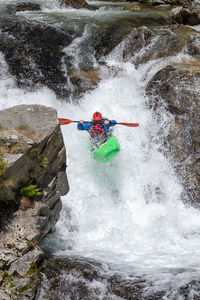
[58,118,139,127]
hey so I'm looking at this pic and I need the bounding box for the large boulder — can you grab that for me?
[6,2,41,14]
[170,0,200,25]
[123,25,200,67]
[0,19,75,99]
[0,105,69,298]
[146,61,200,205]
[59,0,88,8]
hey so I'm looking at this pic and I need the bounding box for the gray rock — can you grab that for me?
[59,0,88,8]
[0,291,11,300]
[6,3,41,14]
[9,246,43,277]
[123,25,200,67]
[152,0,165,6]
[170,6,183,22]
[146,61,200,205]
[0,105,69,298]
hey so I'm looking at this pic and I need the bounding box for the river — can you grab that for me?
[0,0,200,298]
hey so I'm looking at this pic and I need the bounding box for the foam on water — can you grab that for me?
[0,10,200,294]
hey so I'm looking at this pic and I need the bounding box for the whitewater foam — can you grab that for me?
[0,7,200,295]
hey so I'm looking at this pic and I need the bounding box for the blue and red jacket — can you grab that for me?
[77,120,117,139]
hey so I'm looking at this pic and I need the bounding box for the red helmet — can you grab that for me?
[93,112,102,120]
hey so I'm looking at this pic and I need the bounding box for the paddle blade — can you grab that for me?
[117,122,139,127]
[58,118,74,125]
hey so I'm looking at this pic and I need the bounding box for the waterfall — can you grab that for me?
[0,1,200,297]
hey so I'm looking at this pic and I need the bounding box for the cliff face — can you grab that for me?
[146,62,200,206]
[0,105,69,299]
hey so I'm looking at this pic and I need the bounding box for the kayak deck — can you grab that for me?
[91,136,120,163]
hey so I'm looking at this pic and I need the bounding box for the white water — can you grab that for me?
[1,3,200,297]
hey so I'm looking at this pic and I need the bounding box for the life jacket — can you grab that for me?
[90,123,106,139]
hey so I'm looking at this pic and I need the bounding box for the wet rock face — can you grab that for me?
[37,256,200,299]
[170,0,200,25]
[6,2,41,14]
[123,25,200,67]
[0,18,76,99]
[37,256,165,299]
[123,24,200,205]
[0,105,69,299]
[59,0,88,9]
[0,17,131,100]
[146,62,200,205]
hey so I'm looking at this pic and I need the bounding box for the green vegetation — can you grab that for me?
[3,274,14,286]
[26,262,41,276]
[16,124,36,139]
[17,284,31,293]
[40,157,49,168]
[29,147,39,159]
[0,159,8,176]
[20,184,41,198]
[17,123,29,130]
[0,123,5,130]
[0,177,15,200]
[12,147,24,154]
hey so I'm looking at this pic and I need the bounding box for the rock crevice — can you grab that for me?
[0,104,69,299]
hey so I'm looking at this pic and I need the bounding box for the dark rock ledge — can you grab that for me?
[146,61,200,206]
[0,105,69,299]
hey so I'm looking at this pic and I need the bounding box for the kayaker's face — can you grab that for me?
[92,119,103,124]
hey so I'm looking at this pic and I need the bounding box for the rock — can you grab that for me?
[123,25,200,67]
[8,246,43,277]
[69,68,101,94]
[0,19,75,99]
[94,24,132,60]
[152,0,165,6]
[6,3,41,14]
[0,17,129,100]
[96,0,126,2]
[59,0,88,8]
[146,61,200,205]
[123,3,141,11]
[0,105,69,298]
[171,0,200,25]
[170,6,183,22]
[186,8,200,25]
[0,291,11,300]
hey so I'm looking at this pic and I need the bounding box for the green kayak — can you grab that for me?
[91,136,120,163]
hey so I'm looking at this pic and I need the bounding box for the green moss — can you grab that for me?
[12,147,24,154]
[0,177,15,200]
[0,159,8,176]
[26,238,38,249]
[3,274,14,286]
[17,284,31,293]
[20,184,41,198]
[17,123,29,130]
[29,147,39,159]
[26,262,41,276]
[0,123,5,130]
[40,157,49,168]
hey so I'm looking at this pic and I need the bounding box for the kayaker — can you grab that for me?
[77,112,117,149]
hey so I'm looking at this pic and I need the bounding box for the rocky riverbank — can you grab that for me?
[0,105,69,299]
[122,24,200,206]
[0,1,200,298]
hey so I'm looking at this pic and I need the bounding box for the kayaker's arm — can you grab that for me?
[103,120,117,131]
[77,121,91,130]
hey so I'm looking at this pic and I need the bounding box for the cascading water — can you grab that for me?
[0,0,200,298]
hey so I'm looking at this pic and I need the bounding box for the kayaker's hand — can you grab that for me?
[104,120,110,125]
[79,120,84,124]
